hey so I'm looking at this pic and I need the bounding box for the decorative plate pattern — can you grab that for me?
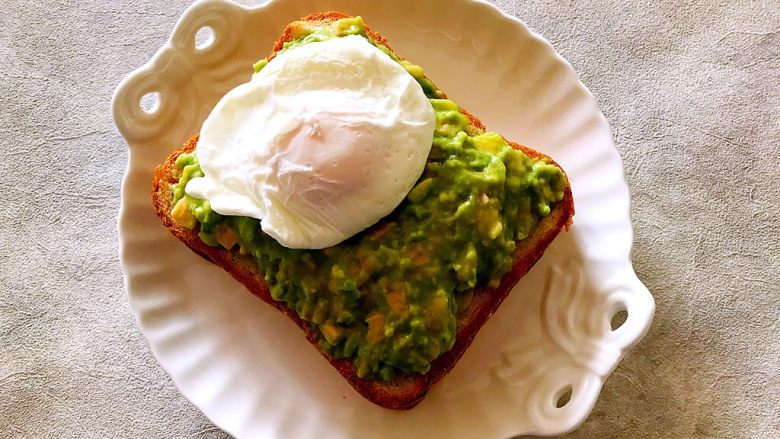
[113,0,655,437]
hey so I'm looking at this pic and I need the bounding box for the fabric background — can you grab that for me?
[0,0,777,437]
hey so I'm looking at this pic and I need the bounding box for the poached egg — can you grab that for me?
[185,35,435,249]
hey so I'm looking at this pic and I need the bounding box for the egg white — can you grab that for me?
[185,35,435,249]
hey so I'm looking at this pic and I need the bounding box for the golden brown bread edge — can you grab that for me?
[151,11,575,410]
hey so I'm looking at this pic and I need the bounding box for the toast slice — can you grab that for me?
[152,12,574,410]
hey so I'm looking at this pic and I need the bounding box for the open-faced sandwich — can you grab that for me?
[152,12,574,409]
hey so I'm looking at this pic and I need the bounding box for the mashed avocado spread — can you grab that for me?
[170,17,566,380]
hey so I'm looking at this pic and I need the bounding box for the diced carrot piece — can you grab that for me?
[216,227,238,250]
[386,290,408,316]
[425,295,449,330]
[368,222,396,241]
[365,313,385,345]
[407,246,429,265]
[170,198,196,230]
[320,323,342,345]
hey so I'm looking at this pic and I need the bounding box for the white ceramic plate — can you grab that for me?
[113,0,655,437]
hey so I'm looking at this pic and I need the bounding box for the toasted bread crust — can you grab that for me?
[151,12,574,410]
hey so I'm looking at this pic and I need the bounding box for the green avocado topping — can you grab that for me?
[171,17,566,380]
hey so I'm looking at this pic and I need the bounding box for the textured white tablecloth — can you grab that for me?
[1,0,777,437]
